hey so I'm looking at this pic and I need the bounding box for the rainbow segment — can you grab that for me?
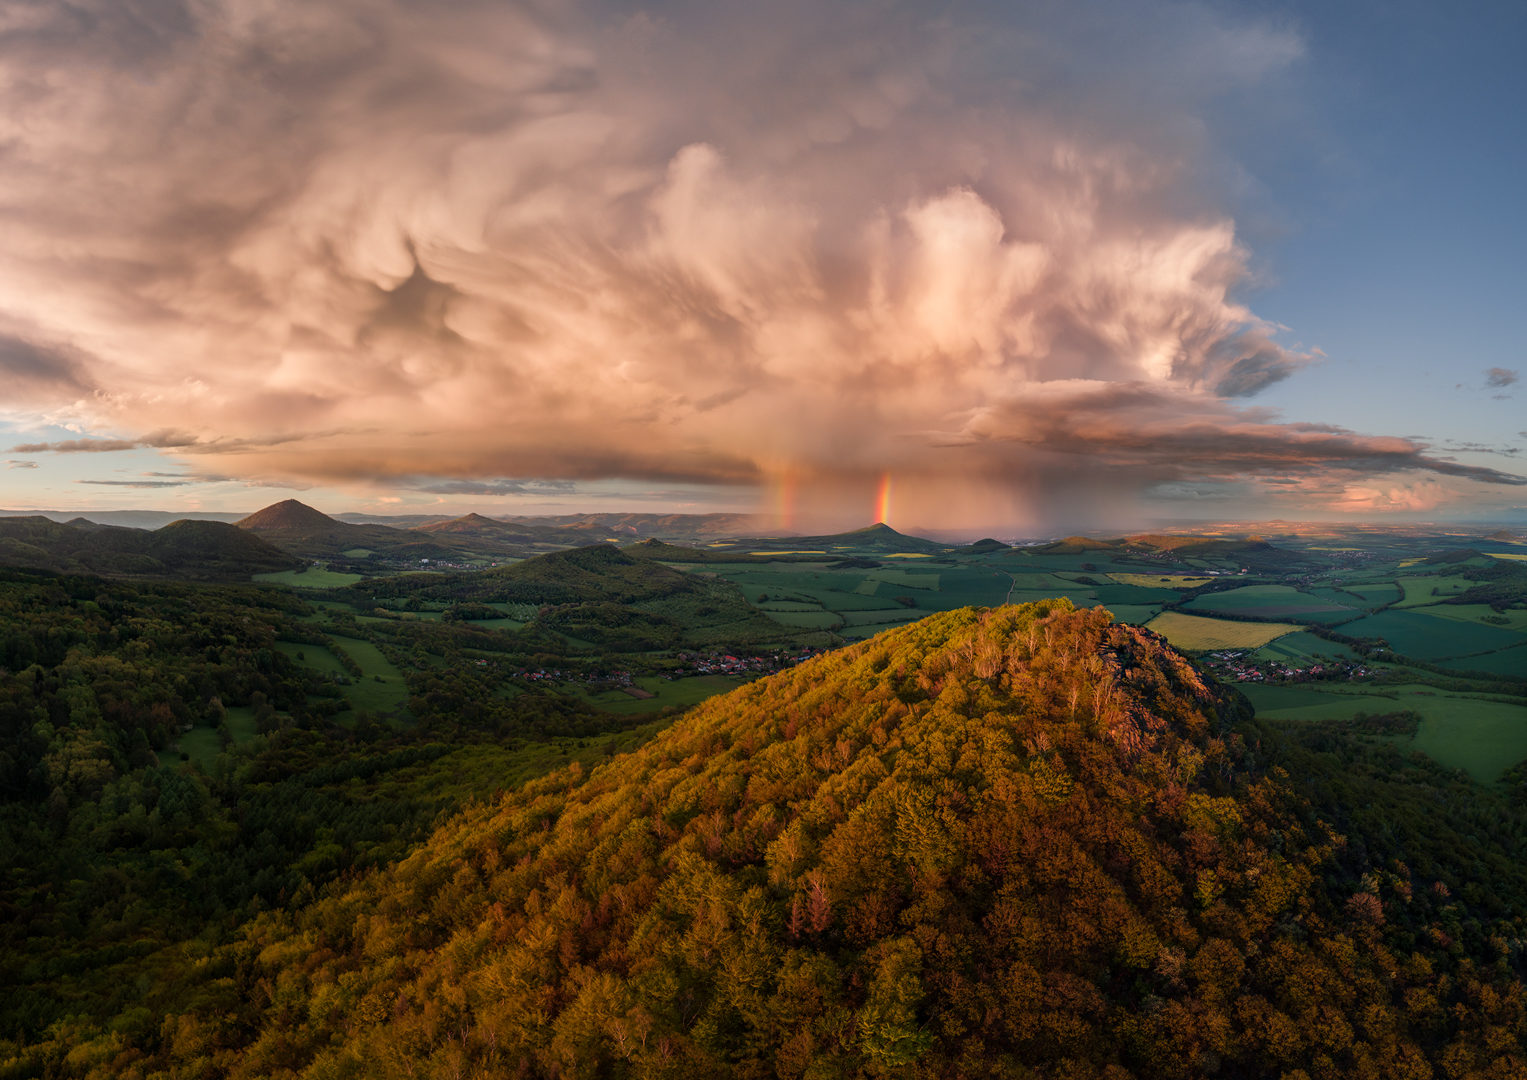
[773,470,798,531]
[875,473,892,526]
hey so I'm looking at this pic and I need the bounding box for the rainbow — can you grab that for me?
[773,470,798,531]
[875,473,892,526]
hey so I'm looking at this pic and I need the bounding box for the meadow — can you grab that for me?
[254,566,366,589]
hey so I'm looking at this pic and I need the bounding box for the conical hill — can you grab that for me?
[235,498,339,530]
[193,601,1524,1077]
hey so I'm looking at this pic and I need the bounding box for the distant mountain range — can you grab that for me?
[0,506,769,537]
[6,501,1517,582]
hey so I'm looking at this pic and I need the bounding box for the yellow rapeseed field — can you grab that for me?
[1109,573,1215,589]
[1144,611,1302,650]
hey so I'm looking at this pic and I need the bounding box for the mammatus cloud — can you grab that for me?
[0,0,1519,527]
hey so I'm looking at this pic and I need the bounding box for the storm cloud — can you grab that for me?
[0,0,1518,527]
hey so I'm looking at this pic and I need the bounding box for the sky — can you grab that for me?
[0,0,1523,534]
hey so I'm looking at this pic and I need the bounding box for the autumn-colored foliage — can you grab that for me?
[48,600,1520,1078]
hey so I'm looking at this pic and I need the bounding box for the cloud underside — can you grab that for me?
[0,0,1519,521]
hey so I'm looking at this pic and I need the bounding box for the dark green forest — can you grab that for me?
[0,568,668,1074]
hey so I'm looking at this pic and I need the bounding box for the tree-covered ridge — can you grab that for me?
[0,569,661,1062]
[0,517,299,580]
[77,601,1523,1078]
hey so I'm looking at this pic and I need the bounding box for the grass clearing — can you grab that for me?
[471,617,526,631]
[276,638,410,717]
[330,635,410,715]
[1487,552,1527,561]
[254,567,366,589]
[163,707,260,770]
[275,641,348,678]
[1145,611,1302,651]
[883,552,935,558]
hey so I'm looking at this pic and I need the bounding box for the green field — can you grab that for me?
[1252,631,1361,663]
[254,567,366,589]
[1436,644,1527,678]
[1237,684,1388,715]
[1410,697,1527,782]
[1244,682,1527,782]
[1089,584,1181,606]
[1339,610,1527,661]
[1184,584,1358,623]
[862,569,941,590]
[1409,603,1527,632]
[1145,611,1302,650]
[1341,583,1402,605]
[1394,574,1476,608]
[585,674,747,714]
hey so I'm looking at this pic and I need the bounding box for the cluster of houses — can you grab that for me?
[1200,649,1372,684]
[667,648,821,679]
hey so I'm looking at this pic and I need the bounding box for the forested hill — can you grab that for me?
[0,516,299,579]
[91,601,1525,1077]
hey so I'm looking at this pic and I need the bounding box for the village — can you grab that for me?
[1198,649,1373,684]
